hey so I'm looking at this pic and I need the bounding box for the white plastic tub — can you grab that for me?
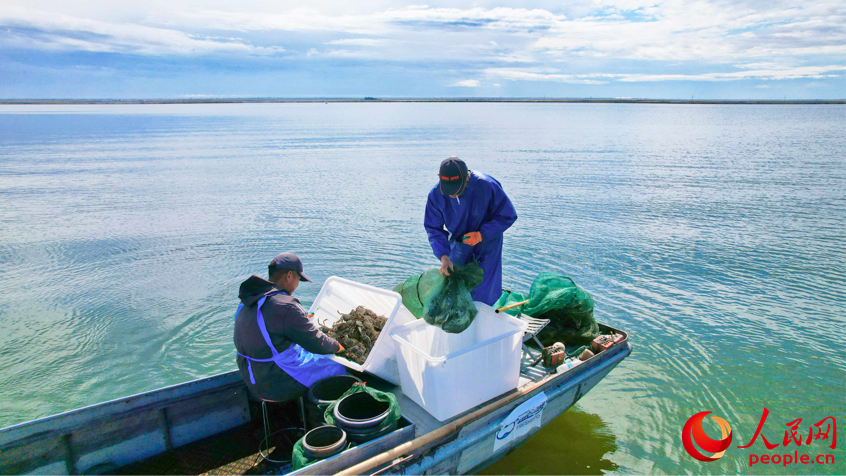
[307,277,415,386]
[390,302,528,421]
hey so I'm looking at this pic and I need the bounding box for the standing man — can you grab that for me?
[424,157,518,305]
[234,252,346,403]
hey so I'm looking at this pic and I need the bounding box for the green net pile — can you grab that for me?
[494,272,599,344]
[292,383,402,470]
[323,382,401,429]
[393,261,484,334]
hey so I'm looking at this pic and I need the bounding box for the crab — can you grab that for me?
[319,306,389,365]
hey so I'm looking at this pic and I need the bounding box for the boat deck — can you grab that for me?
[116,421,269,475]
[115,347,568,475]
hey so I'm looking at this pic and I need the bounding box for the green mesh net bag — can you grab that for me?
[393,267,443,318]
[393,261,485,334]
[323,382,402,434]
[494,272,600,344]
[292,437,320,470]
[423,261,484,334]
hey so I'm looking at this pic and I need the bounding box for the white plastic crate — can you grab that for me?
[306,276,415,386]
[389,302,528,421]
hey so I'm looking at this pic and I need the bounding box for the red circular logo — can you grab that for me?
[682,411,733,462]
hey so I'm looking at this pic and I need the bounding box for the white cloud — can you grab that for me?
[376,6,567,30]
[527,1,846,61]
[153,8,381,35]
[614,65,846,81]
[5,4,844,62]
[736,62,793,70]
[326,38,386,46]
[0,6,283,55]
[322,48,371,58]
[449,79,480,87]
[485,65,846,83]
[484,68,609,84]
[0,1,843,86]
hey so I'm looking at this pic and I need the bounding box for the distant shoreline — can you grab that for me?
[1,98,843,105]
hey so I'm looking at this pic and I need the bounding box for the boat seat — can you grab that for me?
[258,397,307,465]
[516,313,550,364]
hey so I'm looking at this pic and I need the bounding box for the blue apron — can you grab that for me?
[235,292,346,388]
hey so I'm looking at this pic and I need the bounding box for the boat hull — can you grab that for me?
[391,340,631,475]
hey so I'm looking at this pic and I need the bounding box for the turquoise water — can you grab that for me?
[0,103,843,474]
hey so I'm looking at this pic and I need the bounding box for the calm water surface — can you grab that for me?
[0,103,843,474]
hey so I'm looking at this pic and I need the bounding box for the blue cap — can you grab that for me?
[269,252,312,282]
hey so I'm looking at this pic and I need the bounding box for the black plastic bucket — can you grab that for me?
[338,419,398,444]
[332,392,396,443]
[260,427,305,464]
[302,425,347,460]
[308,375,362,406]
[305,375,361,429]
[333,392,391,428]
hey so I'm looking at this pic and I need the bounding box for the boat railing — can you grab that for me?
[0,371,251,474]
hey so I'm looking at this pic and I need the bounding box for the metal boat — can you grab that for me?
[0,323,630,475]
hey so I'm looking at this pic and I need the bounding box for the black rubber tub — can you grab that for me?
[302,425,347,460]
[332,392,397,443]
[305,375,361,429]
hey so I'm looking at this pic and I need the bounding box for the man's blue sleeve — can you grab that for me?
[479,179,517,241]
[424,193,451,259]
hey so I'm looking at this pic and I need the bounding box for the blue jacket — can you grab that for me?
[424,171,517,304]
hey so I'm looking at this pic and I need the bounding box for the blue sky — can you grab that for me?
[1,0,844,99]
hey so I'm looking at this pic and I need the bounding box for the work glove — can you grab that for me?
[462,231,482,246]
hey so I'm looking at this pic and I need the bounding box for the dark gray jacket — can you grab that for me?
[234,275,340,401]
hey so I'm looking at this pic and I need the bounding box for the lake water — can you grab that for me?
[0,103,843,474]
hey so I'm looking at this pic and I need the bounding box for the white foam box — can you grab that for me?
[390,302,528,421]
[307,276,415,386]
